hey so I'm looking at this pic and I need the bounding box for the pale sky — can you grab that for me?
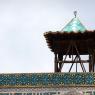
[0,0,95,73]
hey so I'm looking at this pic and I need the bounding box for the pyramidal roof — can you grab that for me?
[61,11,86,33]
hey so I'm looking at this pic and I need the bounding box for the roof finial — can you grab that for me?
[74,11,77,18]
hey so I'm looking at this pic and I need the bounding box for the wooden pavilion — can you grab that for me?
[44,12,95,72]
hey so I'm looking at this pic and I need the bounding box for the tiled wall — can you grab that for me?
[0,73,95,88]
[0,73,95,95]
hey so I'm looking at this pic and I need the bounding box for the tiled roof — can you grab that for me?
[61,12,86,33]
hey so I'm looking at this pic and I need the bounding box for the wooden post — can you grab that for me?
[89,49,95,72]
[89,54,92,72]
[94,51,95,72]
[58,53,63,72]
[92,54,94,72]
[54,53,58,72]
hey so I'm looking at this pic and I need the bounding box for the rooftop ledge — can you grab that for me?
[0,73,95,88]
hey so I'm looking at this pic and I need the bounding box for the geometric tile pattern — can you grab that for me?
[0,73,95,88]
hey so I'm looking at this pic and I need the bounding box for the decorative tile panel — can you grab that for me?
[0,73,95,88]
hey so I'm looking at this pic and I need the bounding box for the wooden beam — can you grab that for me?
[58,60,89,63]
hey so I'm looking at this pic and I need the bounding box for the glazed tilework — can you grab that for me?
[61,17,86,32]
[0,73,95,88]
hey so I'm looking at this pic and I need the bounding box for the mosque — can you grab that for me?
[0,12,95,95]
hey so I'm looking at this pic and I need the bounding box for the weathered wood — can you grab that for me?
[44,31,95,55]
[45,31,95,72]
[54,53,58,72]
[94,51,95,72]
[92,51,95,72]
[89,55,92,72]
[58,60,89,63]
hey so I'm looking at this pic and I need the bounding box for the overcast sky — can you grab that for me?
[0,0,95,73]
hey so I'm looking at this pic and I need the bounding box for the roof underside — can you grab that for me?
[44,31,95,54]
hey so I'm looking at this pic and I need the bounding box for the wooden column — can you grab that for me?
[89,49,95,72]
[92,50,95,72]
[58,53,63,72]
[89,54,92,72]
[54,53,58,72]
[94,51,95,72]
